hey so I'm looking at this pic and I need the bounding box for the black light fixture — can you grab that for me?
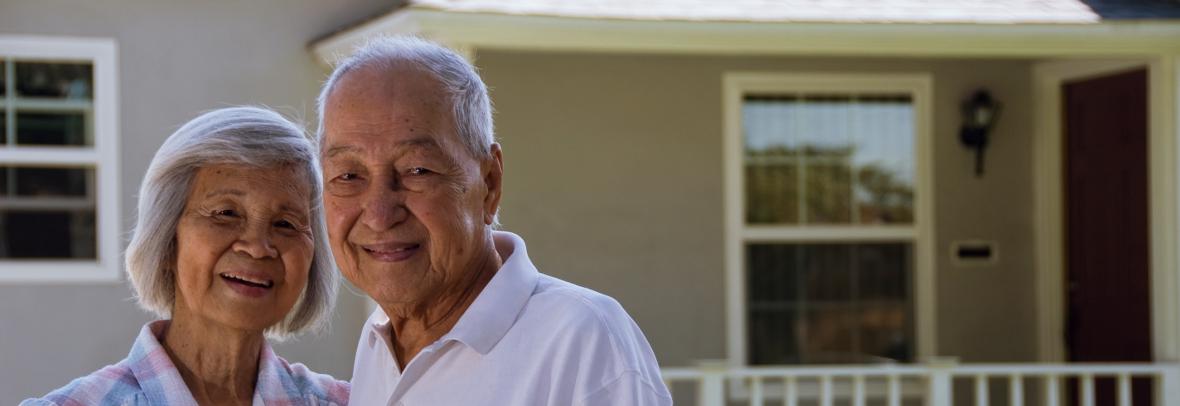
[959,90,1000,177]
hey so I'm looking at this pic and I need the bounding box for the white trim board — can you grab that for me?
[1032,57,1178,362]
[0,35,121,283]
[722,72,936,368]
[312,8,1180,65]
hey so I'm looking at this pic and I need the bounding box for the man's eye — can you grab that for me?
[336,173,359,181]
[407,167,433,176]
[213,209,238,217]
[274,220,296,229]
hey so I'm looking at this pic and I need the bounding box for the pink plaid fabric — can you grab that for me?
[22,320,349,406]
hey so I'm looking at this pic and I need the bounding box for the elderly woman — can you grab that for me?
[23,107,348,406]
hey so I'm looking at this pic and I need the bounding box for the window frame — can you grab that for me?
[723,72,936,367]
[0,36,120,282]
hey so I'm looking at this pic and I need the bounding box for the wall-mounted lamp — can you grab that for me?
[959,90,1001,177]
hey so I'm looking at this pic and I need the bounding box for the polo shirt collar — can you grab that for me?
[442,231,539,354]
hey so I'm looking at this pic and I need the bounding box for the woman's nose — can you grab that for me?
[233,221,278,259]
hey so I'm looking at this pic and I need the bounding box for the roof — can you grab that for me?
[405,0,1180,24]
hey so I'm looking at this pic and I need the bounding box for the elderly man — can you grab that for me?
[317,37,672,405]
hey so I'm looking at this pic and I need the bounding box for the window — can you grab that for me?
[0,36,119,282]
[724,73,934,366]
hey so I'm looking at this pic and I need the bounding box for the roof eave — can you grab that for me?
[311,8,1180,65]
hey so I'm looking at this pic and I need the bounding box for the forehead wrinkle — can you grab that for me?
[204,188,245,199]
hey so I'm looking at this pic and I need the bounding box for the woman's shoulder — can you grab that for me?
[272,355,351,405]
[21,361,145,406]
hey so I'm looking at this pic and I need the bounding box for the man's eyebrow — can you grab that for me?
[325,137,443,158]
[397,137,444,151]
[205,188,245,198]
[324,145,360,158]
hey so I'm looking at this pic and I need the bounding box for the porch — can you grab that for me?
[662,361,1180,406]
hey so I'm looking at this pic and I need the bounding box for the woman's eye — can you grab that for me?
[407,167,433,176]
[336,172,359,181]
[274,220,296,229]
[213,209,238,217]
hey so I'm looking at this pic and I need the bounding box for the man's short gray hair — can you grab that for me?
[125,106,337,339]
[315,36,494,158]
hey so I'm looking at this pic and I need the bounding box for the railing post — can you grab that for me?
[927,357,958,406]
[698,362,726,406]
[1160,365,1180,406]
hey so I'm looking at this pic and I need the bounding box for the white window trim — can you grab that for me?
[722,72,936,368]
[0,35,120,283]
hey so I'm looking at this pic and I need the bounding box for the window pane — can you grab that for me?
[16,112,89,146]
[854,96,915,224]
[0,60,5,96]
[0,167,7,195]
[857,243,910,300]
[748,310,800,364]
[0,210,96,259]
[11,166,90,197]
[745,164,798,224]
[14,62,93,99]
[747,244,800,302]
[748,243,912,365]
[803,244,853,301]
[743,94,914,225]
[799,96,853,157]
[805,162,852,224]
[860,301,912,362]
[801,306,859,363]
[0,111,6,144]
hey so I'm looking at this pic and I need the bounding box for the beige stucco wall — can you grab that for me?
[478,50,1039,367]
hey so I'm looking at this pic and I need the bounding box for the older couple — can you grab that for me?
[26,37,671,406]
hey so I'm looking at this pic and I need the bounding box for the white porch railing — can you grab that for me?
[661,361,1180,406]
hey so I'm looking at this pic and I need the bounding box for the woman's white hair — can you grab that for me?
[315,36,495,159]
[125,106,337,339]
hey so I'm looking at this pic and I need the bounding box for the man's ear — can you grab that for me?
[482,143,504,225]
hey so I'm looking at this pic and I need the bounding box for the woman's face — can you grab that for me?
[172,164,314,332]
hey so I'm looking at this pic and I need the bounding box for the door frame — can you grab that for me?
[1033,56,1179,362]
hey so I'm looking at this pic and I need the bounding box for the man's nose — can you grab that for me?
[234,220,278,259]
[360,180,408,232]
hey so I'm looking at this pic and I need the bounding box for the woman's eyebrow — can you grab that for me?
[204,188,245,198]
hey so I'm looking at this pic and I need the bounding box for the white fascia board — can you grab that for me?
[313,10,424,66]
[312,8,1180,64]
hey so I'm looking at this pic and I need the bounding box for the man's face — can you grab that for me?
[320,65,502,309]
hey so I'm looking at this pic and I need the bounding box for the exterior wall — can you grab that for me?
[0,2,1046,402]
[0,1,392,403]
[478,50,1039,367]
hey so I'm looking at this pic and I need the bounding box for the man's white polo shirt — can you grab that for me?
[348,231,672,406]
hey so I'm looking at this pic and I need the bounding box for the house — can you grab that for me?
[2,0,1179,404]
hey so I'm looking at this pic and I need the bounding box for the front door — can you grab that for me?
[1064,68,1151,405]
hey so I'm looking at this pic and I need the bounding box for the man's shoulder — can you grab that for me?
[529,273,630,328]
[519,274,656,366]
[23,361,144,406]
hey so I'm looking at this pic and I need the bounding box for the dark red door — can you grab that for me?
[1064,68,1151,405]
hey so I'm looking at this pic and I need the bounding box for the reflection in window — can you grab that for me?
[743,95,914,225]
[14,62,92,99]
[0,210,96,259]
[747,243,912,365]
[16,112,88,146]
[13,167,90,196]
[0,165,95,259]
